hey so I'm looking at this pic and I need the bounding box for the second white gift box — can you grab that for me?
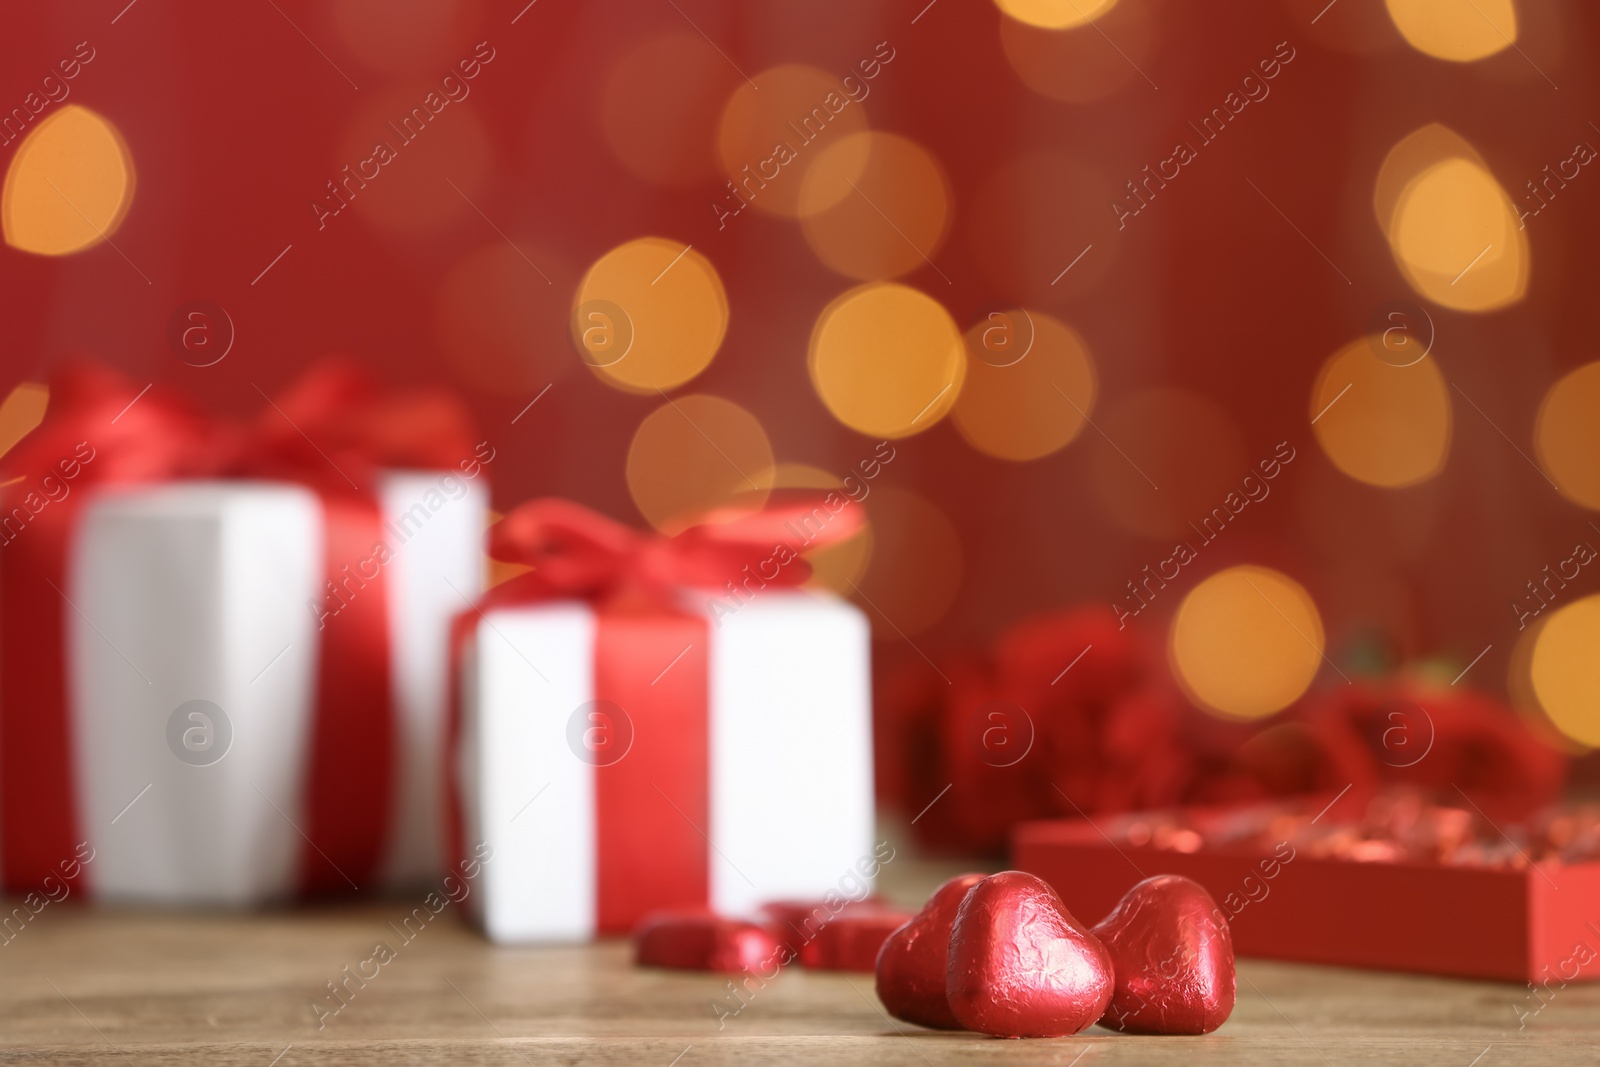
[451,497,876,942]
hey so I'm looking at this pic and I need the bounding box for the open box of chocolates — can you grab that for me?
[1013,789,1600,983]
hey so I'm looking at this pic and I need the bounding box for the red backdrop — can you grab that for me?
[2,0,1595,708]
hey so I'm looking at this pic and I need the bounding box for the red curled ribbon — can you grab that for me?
[0,360,476,896]
[449,493,863,932]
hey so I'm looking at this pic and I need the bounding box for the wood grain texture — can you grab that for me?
[2,858,1597,1065]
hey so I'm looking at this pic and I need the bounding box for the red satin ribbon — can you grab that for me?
[448,494,862,932]
[0,367,217,891]
[0,361,475,896]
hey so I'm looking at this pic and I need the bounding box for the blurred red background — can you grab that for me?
[3,0,1596,790]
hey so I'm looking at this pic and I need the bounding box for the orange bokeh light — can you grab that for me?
[1310,337,1451,488]
[808,283,965,438]
[1535,362,1600,510]
[626,395,775,533]
[574,237,729,394]
[952,310,1097,462]
[1170,566,1326,720]
[716,64,871,219]
[799,131,951,282]
[3,105,134,256]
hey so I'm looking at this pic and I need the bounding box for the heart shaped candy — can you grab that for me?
[1092,874,1235,1035]
[874,873,985,1028]
[947,871,1114,1038]
[762,897,885,960]
[634,911,781,973]
[801,908,914,971]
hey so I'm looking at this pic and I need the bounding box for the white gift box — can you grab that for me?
[65,474,484,905]
[456,590,874,942]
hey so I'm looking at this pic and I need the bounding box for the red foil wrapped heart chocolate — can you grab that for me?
[633,911,781,972]
[799,908,914,970]
[1092,874,1235,1034]
[762,897,885,959]
[875,872,985,1029]
[947,870,1114,1038]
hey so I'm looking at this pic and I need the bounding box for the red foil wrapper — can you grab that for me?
[633,911,781,973]
[760,897,886,959]
[1093,875,1235,1035]
[796,909,913,971]
[946,871,1114,1039]
[876,873,985,1030]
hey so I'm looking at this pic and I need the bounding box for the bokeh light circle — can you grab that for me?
[808,283,965,438]
[1376,125,1527,313]
[1310,337,1451,488]
[952,311,1097,462]
[575,237,728,393]
[3,105,134,256]
[994,0,1120,30]
[1535,362,1600,509]
[999,0,1153,103]
[1507,613,1591,755]
[1385,0,1516,62]
[765,462,874,593]
[1530,594,1600,748]
[799,131,951,282]
[0,382,48,462]
[626,394,774,533]
[716,64,871,219]
[1170,566,1326,720]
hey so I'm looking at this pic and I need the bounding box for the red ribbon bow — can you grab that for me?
[481,491,866,607]
[0,359,477,895]
[446,491,865,932]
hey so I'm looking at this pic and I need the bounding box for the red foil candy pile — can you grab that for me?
[635,874,1239,1040]
[634,898,909,974]
[1103,789,1600,869]
[878,871,1235,1039]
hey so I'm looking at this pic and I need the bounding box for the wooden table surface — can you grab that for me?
[4,856,1597,1065]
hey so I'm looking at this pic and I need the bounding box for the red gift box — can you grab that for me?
[1014,795,1600,985]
